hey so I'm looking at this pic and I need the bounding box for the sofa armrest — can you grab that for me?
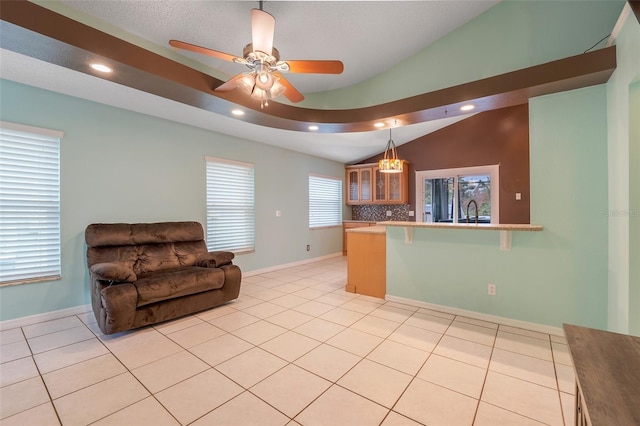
[100,283,137,333]
[195,251,235,268]
[90,262,137,282]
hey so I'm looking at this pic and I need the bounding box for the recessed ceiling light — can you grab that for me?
[90,63,112,73]
[374,122,385,128]
[308,125,319,131]
[231,109,245,116]
[460,104,475,111]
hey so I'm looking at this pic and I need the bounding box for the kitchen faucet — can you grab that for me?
[466,200,478,224]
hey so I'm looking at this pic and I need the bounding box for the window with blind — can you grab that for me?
[0,121,62,286]
[205,156,255,253]
[309,175,343,229]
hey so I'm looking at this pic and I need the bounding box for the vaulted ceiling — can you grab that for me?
[0,1,621,163]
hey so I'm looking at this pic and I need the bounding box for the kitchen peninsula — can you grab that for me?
[345,221,544,298]
[382,221,543,250]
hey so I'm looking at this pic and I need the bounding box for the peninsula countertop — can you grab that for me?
[345,225,386,234]
[378,221,543,231]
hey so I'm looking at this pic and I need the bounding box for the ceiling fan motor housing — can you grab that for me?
[242,43,280,63]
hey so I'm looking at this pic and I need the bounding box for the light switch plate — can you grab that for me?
[409,211,415,217]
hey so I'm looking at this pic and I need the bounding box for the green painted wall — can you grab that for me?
[606,9,640,334]
[0,80,345,322]
[302,0,624,109]
[630,81,640,336]
[387,85,609,329]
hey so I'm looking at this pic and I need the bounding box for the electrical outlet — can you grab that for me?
[515,193,522,201]
[386,210,392,217]
[488,284,497,296]
[276,210,282,217]
[306,244,310,251]
[409,211,415,217]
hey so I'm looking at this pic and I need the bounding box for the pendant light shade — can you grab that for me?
[378,125,403,173]
[237,71,286,108]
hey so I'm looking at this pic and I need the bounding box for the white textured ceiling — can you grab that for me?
[0,1,500,163]
[60,0,499,94]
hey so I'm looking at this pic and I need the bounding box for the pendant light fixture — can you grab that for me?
[378,121,403,173]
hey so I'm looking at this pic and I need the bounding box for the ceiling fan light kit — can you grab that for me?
[169,2,343,107]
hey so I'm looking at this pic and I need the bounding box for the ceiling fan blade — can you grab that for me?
[284,60,344,74]
[276,74,304,103]
[169,39,238,62]
[214,73,245,92]
[251,8,275,55]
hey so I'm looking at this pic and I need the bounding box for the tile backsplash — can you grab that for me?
[351,204,410,222]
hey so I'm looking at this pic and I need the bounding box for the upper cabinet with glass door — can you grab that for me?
[346,165,373,205]
[373,161,409,204]
[347,162,409,205]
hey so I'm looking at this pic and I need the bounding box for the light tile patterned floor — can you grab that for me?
[0,256,575,425]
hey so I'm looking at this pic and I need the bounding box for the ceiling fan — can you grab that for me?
[169,1,344,107]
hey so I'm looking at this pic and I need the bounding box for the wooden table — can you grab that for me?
[563,324,640,426]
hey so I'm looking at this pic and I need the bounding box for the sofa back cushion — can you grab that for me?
[86,222,209,275]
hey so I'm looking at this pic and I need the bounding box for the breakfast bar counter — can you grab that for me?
[379,221,543,250]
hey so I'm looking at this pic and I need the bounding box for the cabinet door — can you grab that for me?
[388,173,402,202]
[374,169,387,202]
[347,170,359,203]
[360,169,372,202]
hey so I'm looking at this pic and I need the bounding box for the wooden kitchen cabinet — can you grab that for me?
[373,162,409,204]
[343,221,376,255]
[346,226,386,298]
[346,165,373,205]
[347,162,408,205]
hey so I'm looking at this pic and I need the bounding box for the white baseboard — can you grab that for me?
[0,304,92,331]
[243,252,343,277]
[386,295,564,336]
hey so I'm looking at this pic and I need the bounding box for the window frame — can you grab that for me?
[309,174,343,229]
[415,165,500,224]
[0,121,63,287]
[205,156,255,254]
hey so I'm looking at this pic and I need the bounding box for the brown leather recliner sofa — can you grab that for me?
[85,221,241,335]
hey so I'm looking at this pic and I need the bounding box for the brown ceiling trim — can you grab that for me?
[0,0,617,133]
[629,1,640,25]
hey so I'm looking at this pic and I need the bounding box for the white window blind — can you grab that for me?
[205,156,255,253]
[0,122,62,286]
[309,175,342,228]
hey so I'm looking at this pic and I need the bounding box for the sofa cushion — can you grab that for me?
[132,242,204,274]
[91,262,137,282]
[86,221,205,247]
[88,241,206,276]
[195,251,235,268]
[134,267,225,307]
